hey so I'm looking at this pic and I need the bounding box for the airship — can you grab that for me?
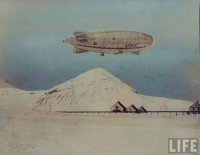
[63,30,154,56]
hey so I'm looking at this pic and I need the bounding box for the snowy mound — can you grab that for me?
[0,80,15,88]
[34,68,191,112]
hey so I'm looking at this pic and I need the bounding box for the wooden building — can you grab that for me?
[139,106,147,113]
[111,101,127,112]
[126,104,140,113]
[189,100,200,114]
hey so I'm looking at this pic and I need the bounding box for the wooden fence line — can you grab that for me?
[56,110,200,115]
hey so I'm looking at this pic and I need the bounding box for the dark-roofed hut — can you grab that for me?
[189,100,200,114]
[127,104,140,113]
[111,101,127,112]
[139,106,147,113]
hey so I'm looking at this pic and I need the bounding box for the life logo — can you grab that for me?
[168,138,199,153]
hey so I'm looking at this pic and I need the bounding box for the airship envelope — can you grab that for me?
[64,30,154,56]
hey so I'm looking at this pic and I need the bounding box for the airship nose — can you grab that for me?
[148,35,155,46]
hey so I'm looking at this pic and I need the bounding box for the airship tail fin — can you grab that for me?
[73,47,88,53]
[73,31,85,36]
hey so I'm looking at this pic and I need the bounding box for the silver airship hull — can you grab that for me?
[64,30,154,55]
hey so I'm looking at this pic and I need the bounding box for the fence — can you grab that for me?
[56,110,200,116]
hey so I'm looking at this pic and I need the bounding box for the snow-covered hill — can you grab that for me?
[0,80,15,88]
[0,87,43,111]
[34,68,191,111]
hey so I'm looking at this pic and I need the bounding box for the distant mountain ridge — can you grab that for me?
[34,68,191,112]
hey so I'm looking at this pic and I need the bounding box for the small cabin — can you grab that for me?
[126,104,140,113]
[111,101,127,112]
[189,101,200,114]
[139,106,147,113]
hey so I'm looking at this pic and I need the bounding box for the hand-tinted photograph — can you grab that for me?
[0,0,199,154]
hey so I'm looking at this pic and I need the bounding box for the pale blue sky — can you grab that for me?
[0,0,199,100]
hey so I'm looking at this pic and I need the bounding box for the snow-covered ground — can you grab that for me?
[0,68,199,155]
[0,109,199,155]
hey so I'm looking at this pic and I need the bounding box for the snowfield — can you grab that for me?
[0,110,199,155]
[0,68,199,155]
